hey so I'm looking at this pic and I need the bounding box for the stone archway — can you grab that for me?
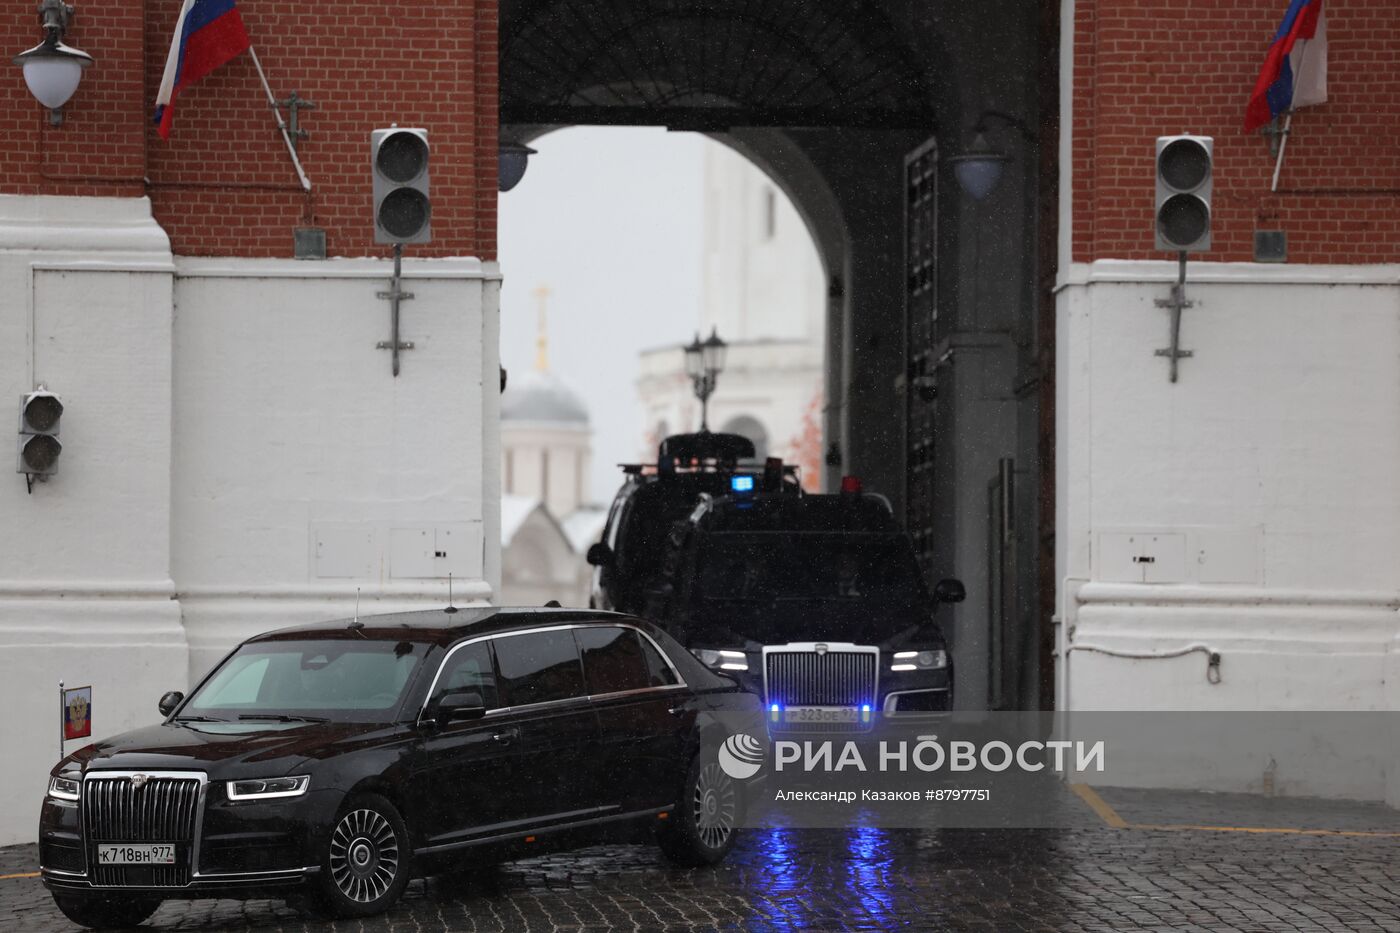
[500,0,937,129]
[498,0,1055,711]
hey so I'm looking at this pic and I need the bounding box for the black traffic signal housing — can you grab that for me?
[18,388,63,480]
[1155,135,1212,252]
[372,127,431,244]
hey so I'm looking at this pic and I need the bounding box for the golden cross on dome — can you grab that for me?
[532,283,552,371]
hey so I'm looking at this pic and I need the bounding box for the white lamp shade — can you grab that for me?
[684,336,704,377]
[23,56,82,108]
[15,41,92,111]
[701,333,727,373]
[953,158,1005,202]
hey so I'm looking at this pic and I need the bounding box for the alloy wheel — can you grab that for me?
[329,808,400,903]
[693,762,737,849]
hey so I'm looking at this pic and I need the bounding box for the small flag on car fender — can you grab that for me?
[152,0,251,139]
[63,685,92,741]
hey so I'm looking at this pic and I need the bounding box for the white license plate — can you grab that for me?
[784,707,859,723]
[97,844,176,865]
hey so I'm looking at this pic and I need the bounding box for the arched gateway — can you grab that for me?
[499,0,1059,711]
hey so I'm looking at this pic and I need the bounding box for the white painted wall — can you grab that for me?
[0,194,501,846]
[1055,260,1400,795]
[0,197,185,847]
[172,258,501,683]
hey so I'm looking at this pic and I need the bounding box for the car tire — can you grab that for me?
[311,792,412,919]
[657,755,741,867]
[51,893,160,929]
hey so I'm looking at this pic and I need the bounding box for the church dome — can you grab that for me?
[501,368,590,425]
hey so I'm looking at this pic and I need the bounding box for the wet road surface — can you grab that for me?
[5,787,1399,931]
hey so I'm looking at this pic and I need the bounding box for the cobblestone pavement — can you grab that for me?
[5,788,1400,932]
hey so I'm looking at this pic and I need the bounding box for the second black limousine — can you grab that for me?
[39,608,764,927]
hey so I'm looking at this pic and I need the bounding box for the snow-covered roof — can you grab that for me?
[561,506,609,554]
[501,494,543,546]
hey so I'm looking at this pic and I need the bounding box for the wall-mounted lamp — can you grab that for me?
[948,110,1035,202]
[13,0,92,126]
[498,140,537,192]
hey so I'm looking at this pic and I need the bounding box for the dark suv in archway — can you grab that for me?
[39,608,762,927]
[587,431,803,615]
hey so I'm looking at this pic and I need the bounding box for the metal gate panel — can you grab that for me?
[903,137,939,585]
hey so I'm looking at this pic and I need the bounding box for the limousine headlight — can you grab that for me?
[693,648,748,671]
[890,649,947,671]
[226,775,310,801]
[48,774,81,801]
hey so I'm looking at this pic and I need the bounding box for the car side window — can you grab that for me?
[493,630,586,707]
[575,626,650,695]
[637,633,680,687]
[435,642,498,710]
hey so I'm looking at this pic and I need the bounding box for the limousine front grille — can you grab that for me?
[83,775,201,887]
[765,646,878,731]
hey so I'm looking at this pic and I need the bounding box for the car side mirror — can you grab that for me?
[434,690,487,725]
[934,579,966,604]
[158,691,184,717]
[586,542,614,567]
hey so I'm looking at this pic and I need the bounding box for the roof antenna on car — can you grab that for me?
[348,587,364,630]
[444,573,459,614]
[544,600,562,608]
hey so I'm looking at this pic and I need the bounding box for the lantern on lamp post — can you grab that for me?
[684,328,727,432]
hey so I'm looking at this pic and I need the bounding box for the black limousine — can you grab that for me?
[40,608,764,927]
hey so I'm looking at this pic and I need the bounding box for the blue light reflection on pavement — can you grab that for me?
[744,813,903,931]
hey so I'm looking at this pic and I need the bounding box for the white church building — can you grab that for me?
[637,143,826,486]
[499,315,606,607]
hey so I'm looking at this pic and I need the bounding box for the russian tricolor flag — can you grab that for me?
[153,0,250,139]
[1245,0,1327,132]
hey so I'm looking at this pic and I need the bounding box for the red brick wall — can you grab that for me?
[0,0,498,259]
[1073,0,1400,263]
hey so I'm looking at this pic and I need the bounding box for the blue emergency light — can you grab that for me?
[730,475,755,493]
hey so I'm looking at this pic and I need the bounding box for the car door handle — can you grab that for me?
[491,728,519,745]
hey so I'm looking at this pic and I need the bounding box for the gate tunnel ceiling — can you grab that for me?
[500,0,936,130]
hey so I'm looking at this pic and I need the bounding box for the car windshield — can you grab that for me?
[180,639,424,724]
[693,532,925,603]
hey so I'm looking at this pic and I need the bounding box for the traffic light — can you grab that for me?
[17,388,63,477]
[371,127,431,244]
[1154,135,1212,252]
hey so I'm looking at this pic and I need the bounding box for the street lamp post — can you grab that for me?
[684,327,727,432]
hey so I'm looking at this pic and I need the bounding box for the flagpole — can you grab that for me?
[248,46,312,193]
[1269,112,1292,192]
[1270,37,1310,193]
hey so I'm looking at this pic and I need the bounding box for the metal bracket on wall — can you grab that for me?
[275,91,315,152]
[376,244,415,376]
[1154,251,1194,383]
[1260,115,1289,158]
